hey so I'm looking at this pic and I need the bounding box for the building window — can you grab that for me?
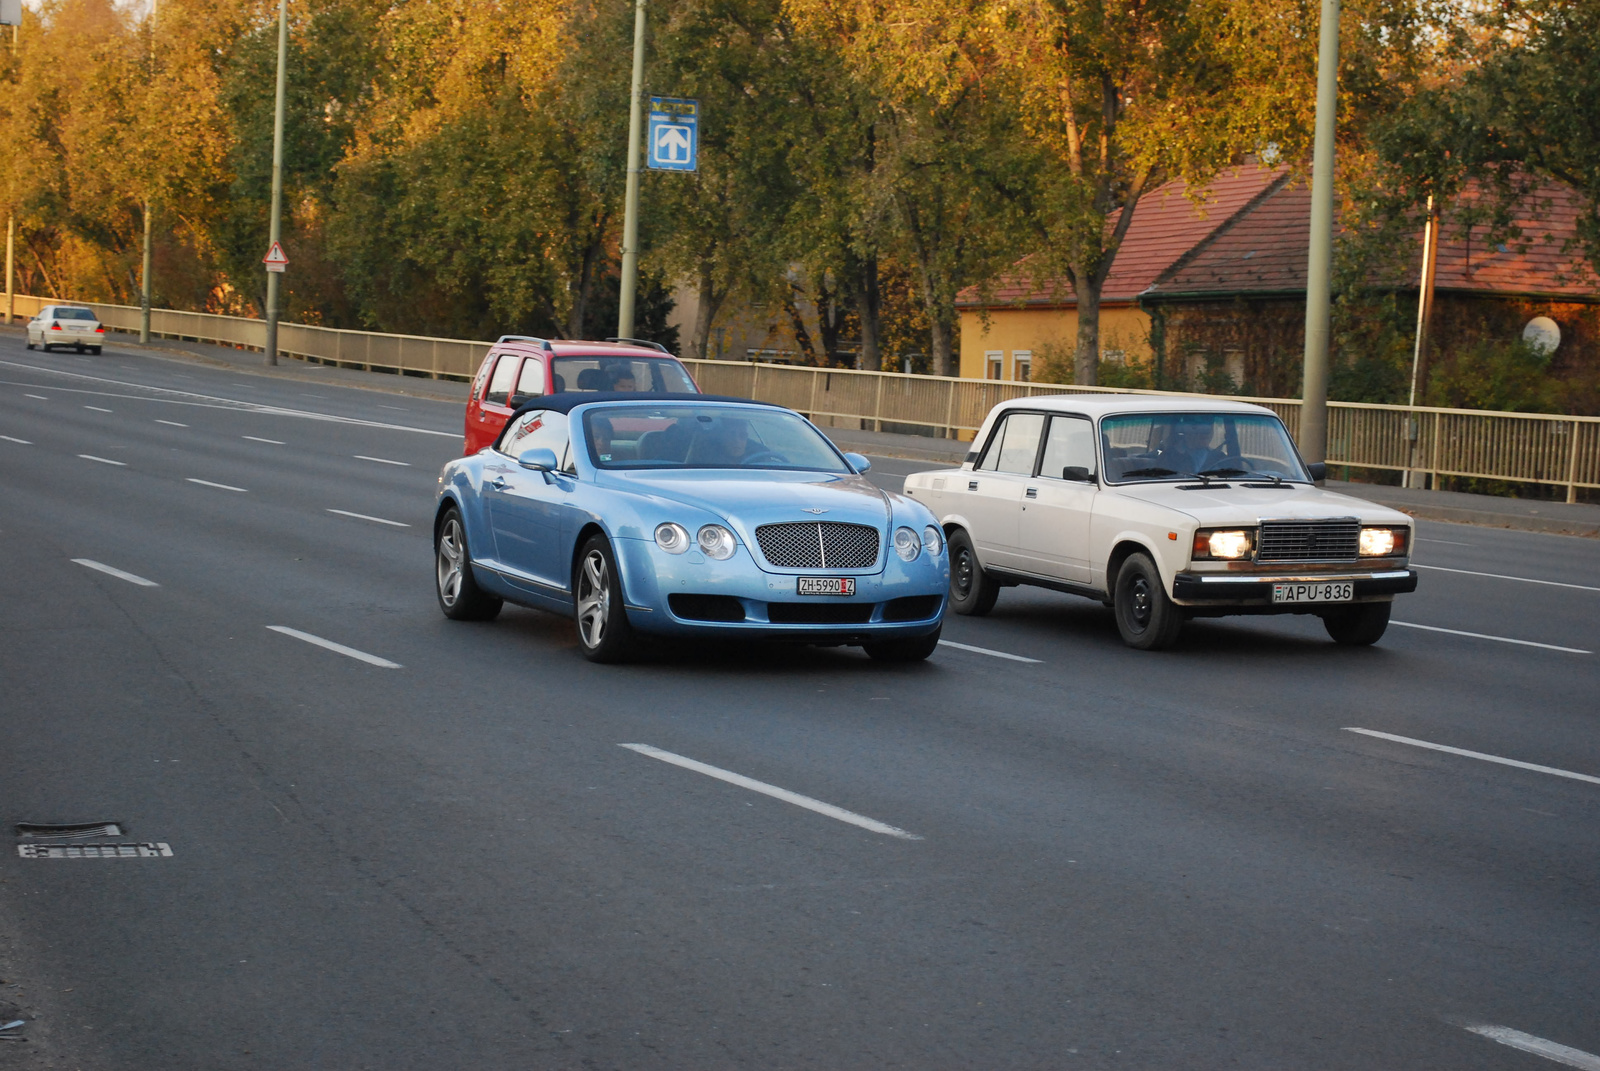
[1013,350,1032,382]
[986,350,1003,380]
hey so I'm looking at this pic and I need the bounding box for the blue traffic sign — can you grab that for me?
[648,97,699,172]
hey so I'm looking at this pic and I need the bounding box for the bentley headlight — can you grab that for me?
[894,526,921,562]
[1359,527,1404,556]
[655,522,690,554]
[697,524,737,560]
[922,524,944,556]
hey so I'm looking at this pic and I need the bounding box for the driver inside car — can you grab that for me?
[1160,416,1225,475]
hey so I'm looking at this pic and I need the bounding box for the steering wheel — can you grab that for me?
[742,450,787,465]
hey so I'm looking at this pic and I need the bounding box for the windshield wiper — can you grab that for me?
[1120,466,1181,479]
[1197,467,1250,478]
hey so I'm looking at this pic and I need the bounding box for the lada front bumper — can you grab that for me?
[1172,569,1417,612]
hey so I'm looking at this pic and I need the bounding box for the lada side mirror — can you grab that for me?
[1307,462,1327,482]
[516,446,558,472]
[843,451,871,473]
[1062,465,1095,483]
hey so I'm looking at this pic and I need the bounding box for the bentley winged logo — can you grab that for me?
[801,508,829,514]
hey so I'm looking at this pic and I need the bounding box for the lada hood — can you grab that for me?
[608,468,892,537]
[1108,481,1414,527]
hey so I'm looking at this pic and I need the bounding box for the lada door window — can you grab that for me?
[487,410,573,592]
[1018,414,1097,584]
[967,411,1045,569]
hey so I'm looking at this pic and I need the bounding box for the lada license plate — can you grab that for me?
[798,577,855,596]
[1272,581,1353,604]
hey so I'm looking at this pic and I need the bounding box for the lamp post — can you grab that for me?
[616,0,646,339]
[4,11,18,328]
[1299,0,1340,474]
[140,1,155,344]
[262,0,288,366]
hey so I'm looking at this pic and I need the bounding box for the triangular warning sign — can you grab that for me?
[262,241,289,271]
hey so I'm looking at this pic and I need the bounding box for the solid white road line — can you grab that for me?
[0,435,30,444]
[265,626,401,669]
[79,454,126,466]
[242,435,285,444]
[1391,621,1590,654]
[619,743,922,840]
[378,405,408,411]
[186,478,248,493]
[938,639,1043,664]
[83,405,113,413]
[1464,1025,1600,1070]
[71,559,158,587]
[25,394,49,400]
[326,508,409,528]
[1345,728,1600,786]
[1416,537,1472,546]
[155,419,189,427]
[1414,563,1600,593]
[353,454,410,466]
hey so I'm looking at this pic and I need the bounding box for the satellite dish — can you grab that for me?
[1522,316,1561,355]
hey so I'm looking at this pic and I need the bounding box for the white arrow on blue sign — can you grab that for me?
[647,97,699,172]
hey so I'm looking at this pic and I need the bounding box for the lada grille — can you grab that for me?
[755,522,880,569]
[1257,521,1360,563]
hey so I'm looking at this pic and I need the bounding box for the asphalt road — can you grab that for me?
[1,337,1597,1070]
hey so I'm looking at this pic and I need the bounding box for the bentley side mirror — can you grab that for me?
[1062,465,1095,483]
[516,446,558,472]
[843,451,871,473]
[1307,461,1327,482]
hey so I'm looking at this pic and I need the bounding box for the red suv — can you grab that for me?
[462,337,699,455]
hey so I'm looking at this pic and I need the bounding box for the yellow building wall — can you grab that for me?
[957,304,1154,381]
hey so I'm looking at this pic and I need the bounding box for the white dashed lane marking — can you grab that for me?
[84,405,113,413]
[1463,1024,1600,1070]
[243,436,285,444]
[326,509,409,528]
[186,478,248,493]
[1392,621,1589,655]
[156,419,189,427]
[1,435,30,444]
[25,394,48,400]
[79,454,126,466]
[72,559,158,587]
[354,455,410,467]
[621,743,922,840]
[266,626,401,669]
[1345,728,1600,786]
[938,640,1043,664]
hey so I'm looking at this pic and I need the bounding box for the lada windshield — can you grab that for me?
[584,405,850,472]
[552,356,697,394]
[1101,412,1310,484]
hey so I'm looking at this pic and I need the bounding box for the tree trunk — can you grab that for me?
[1073,270,1101,386]
[690,261,724,361]
[856,253,881,371]
[566,237,603,339]
[929,312,955,378]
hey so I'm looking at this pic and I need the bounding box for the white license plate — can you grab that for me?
[1272,581,1354,603]
[797,576,855,596]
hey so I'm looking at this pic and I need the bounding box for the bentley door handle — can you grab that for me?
[490,476,509,490]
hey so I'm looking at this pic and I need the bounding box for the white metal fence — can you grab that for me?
[8,294,1597,501]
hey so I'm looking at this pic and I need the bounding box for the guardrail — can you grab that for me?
[7,294,1597,501]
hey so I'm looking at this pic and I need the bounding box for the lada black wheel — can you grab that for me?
[1113,553,1185,650]
[574,534,640,663]
[864,626,941,663]
[435,507,502,621]
[947,529,999,616]
[1322,601,1391,645]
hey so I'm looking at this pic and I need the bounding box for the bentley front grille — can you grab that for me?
[1256,521,1360,563]
[754,522,880,569]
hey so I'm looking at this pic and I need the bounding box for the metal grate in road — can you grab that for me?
[755,522,879,569]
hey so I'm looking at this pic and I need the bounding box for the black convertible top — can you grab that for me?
[506,391,784,421]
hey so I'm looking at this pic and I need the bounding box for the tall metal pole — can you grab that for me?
[1404,194,1439,488]
[263,0,288,366]
[616,0,647,339]
[1299,0,1340,471]
[139,2,155,344]
[5,22,16,327]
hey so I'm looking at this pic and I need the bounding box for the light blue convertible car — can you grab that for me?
[433,393,949,662]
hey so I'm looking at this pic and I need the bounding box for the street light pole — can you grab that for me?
[616,0,647,339]
[140,1,155,344]
[5,19,17,328]
[263,0,288,366]
[1299,0,1340,473]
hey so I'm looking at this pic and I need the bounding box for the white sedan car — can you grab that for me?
[904,396,1417,649]
[26,305,105,354]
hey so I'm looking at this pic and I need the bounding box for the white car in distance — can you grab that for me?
[904,396,1417,650]
[26,305,105,354]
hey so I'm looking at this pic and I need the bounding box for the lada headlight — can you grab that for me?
[655,522,691,554]
[1359,527,1406,556]
[1191,528,1255,561]
[697,524,737,560]
[922,524,944,555]
[893,526,921,561]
